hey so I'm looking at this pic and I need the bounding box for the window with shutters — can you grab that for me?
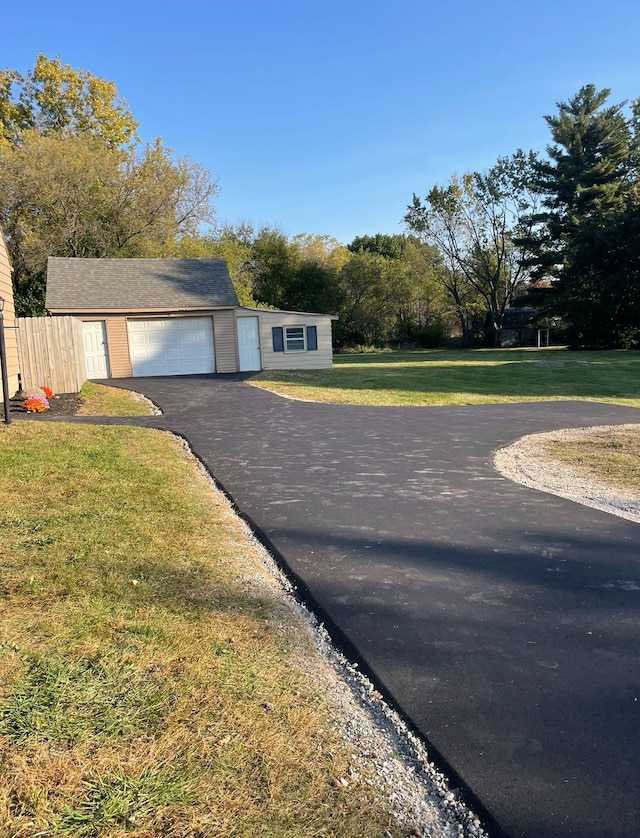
[272,324,318,353]
[285,326,305,352]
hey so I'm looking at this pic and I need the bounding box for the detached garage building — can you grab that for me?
[45,257,335,378]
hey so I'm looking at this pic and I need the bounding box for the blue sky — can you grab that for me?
[4,0,640,244]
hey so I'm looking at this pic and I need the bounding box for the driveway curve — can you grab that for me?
[96,375,639,838]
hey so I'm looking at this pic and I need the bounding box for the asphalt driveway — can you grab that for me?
[97,375,639,838]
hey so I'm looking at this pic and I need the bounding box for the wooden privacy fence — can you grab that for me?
[17,317,86,394]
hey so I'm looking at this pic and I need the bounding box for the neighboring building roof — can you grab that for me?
[45,257,239,311]
[239,305,339,319]
[501,307,537,330]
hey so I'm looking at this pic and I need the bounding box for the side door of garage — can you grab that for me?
[237,316,261,371]
[83,320,110,379]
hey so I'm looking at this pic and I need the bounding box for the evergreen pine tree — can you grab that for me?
[523,85,639,346]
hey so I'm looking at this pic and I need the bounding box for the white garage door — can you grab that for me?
[127,317,215,377]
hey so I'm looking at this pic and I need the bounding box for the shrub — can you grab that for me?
[413,321,449,348]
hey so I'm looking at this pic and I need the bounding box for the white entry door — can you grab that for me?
[237,317,261,371]
[83,321,109,378]
[127,317,215,377]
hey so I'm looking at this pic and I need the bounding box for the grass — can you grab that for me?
[0,652,169,745]
[251,347,640,408]
[77,382,152,417]
[543,427,640,493]
[0,422,402,837]
[57,767,191,837]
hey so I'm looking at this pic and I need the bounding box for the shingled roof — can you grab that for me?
[45,257,239,311]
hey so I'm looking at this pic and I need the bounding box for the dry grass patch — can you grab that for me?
[0,423,401,837]
[543,426,640,493]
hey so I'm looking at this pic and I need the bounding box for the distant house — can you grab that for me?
[45,257,336,379]
[0,228,20,399]
[498,307,539,347]
[497,307,564,348]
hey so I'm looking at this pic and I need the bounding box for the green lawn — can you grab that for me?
[251,347,640,408]
[78,381,152,416]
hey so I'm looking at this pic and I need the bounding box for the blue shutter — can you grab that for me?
[272,327,284,352]
[307,325,318,351]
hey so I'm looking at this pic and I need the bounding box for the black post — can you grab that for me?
[0,308,11,424]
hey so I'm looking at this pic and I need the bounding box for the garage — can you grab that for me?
[127,317,215,377]
[45,258,336,378]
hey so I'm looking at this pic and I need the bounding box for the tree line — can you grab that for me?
[184,227,454,349]
[2,57,638,348]
[405,85,640,348]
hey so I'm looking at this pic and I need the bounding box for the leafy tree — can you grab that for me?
[119,139,216,253]
[248,228,298,308]
[178,228,347,313]
[0,132,123,312]
[521,85,639,346]
[400,237,457,344]
[342,233,448,345]
[187,224,259,306]
[0,131,217,313]
[292,233,345,265]
[289,234,348,311]
[0,53,138,149]
[288,260,342,313]
[0,56,217,314]
[246,229,343,314]
[348,233,407,260]
[335,251,394,346]
[405,151,539,345]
